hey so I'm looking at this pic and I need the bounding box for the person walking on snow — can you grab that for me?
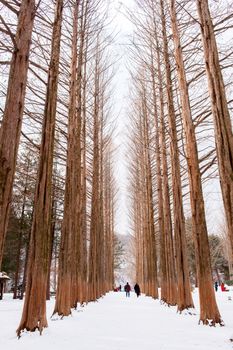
[134,283,141,297]
[124,282,131,297]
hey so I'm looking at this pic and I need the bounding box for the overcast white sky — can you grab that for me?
[109,0,135,235]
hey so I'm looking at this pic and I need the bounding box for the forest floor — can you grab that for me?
[0,288,233,349]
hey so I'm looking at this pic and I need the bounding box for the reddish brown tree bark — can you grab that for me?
[53,1,80,317]
[17,0,63,335]
[169,0,222,325]
[196,0,233,274]
[0,0,36,269]
[154,18,177,304]
[160,0,194,312]
[141,87,158,299]
[88,50,101,301]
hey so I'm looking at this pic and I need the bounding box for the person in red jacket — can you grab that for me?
[124,282,131,297]
[221,282,229,292]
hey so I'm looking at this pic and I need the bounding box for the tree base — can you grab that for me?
[17,321,48,338]
[198,318,224,327]
[177,307,196,315]
[160,299,177,307]
[51,310,72,320]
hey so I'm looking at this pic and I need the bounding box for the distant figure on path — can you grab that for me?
[124,282,131,297]
[220,282,229,292]
[214,281,218,292]
[134,283,141,297]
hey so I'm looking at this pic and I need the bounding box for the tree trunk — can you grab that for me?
[152,75,166,299]
[0,0,35,269]
[13,184,27,299]
[88,51,101,301]
[71,0,88,308]
[196,0,233,266]
[161,0,194,312]
[80,45,88,304]
[151,19,177,305]
[17,0,63,335]
[98,100,105,297]
[53,1,80,317]
[103,146,114,291]
[20,224,31,300]
[46,180,57,300]
[169,0,222,325]
[142,88,158,299]
[150,36,167,302]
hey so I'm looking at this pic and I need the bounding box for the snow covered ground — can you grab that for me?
[0,289,233,350]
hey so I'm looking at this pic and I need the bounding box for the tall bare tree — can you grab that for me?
[169,0,222,325]
[17,0,63,335]
[196,0,233,272]
[158,0,194,312]
[0,0,36,269]
[53,0,81,317]
[88,39,101,301]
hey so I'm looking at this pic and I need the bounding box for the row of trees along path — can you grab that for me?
[128,0,232,325]
[0,0,232,336]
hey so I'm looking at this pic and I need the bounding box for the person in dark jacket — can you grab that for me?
[134,283,141,297]
[124,282,131,297]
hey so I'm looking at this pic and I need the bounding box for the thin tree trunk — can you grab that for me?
[88,52,101,301]
[142,88,158,298]
[20,224,31,300]
[149,45,166,300]
[160,103,177,306]
[104,147,114,291]
[46,180,57,300]
[110,185,115,289]
[13,185,27,299]
[80,43,88,304]
[98,99,105,297]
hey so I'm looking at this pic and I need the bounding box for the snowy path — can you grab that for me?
[0,290,233,350]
